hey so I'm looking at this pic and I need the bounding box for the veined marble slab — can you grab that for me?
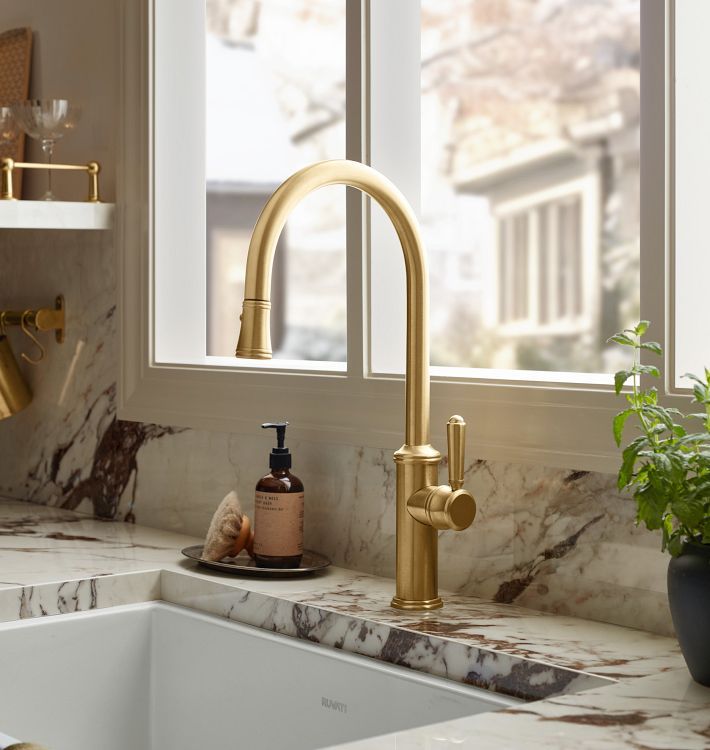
[0,498,706,748]
[336,669,710,750]
[0,499,684,683]
[0,499,196,585]
[0,232,673,640]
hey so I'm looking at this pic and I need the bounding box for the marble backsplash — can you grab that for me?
[0,228,671,636]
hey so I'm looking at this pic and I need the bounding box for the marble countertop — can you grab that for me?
[1,498,708,749]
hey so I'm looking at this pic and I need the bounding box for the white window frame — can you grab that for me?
[118,0,676,473]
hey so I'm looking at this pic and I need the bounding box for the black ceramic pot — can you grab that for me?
[667,541,710,686]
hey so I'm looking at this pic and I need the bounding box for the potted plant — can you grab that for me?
[610,321,710,685]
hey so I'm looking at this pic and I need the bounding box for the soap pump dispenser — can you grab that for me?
[253,422,304,568]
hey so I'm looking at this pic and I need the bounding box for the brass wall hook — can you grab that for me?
[1,295,65,342]
[0,295,66,365]
[20,311,45,364]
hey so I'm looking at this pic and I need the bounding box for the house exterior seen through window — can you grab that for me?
[205,0,347,362]
[421,0,640,376]
[496,191,587,333]
[204,0,640,380]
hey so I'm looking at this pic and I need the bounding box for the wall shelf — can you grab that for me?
[0,201,114,230]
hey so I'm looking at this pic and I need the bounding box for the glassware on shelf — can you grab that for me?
[0,107,22,199]
[0,107,19,146]
[11,99,81,201]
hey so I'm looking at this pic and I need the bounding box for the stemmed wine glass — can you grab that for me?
[0,107,21,198]
[0,107,19,147]
[11,99,81,201]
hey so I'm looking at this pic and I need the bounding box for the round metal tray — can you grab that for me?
[181,545,331,577]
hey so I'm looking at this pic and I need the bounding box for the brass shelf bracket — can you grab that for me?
[1,158,101,203]
[1,295,66,344]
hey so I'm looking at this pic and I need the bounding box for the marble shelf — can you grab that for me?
[0,200,114,230]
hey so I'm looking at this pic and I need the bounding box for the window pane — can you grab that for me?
[674,0,710,386]
[205,0,346,362]
[421,0,640,375]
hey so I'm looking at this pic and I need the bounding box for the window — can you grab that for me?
[498,196,585,331]
[119,0,677,472]
[673,0,710,388]
[406,0,641,379]
[205,1,347,363]
[493,182,595,340]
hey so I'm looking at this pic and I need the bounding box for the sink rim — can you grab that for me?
[0,600,519,708]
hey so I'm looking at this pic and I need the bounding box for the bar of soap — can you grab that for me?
[203,491,254,561]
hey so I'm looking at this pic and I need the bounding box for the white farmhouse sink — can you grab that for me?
[0,603,517,750]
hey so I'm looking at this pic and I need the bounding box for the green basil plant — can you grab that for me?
[611,321,710,555]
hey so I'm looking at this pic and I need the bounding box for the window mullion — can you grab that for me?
[639,0,669,392]
[529,208,540,327]
[367,0,421,377]
[345,0,367,381]
[548,202,560,322]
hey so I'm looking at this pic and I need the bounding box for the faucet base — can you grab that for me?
[390,595,443,611]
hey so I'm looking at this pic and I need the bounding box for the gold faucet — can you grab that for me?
[236,159,476,610]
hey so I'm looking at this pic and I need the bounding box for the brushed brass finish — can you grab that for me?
[447,415,465,490]
[0,296,65,418]
[235,159,477,609]
[1,295,65,343]
[18,313,45,364]
[0,334,32,417]
[408,485,476,531]
[407,415,476,533]
[0,157,14,200]
[1,157,101,202]
[236,299,272,359]
[235,159,428,445]
[87,161,101,203]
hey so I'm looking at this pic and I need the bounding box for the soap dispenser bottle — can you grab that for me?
[253,422,304,568]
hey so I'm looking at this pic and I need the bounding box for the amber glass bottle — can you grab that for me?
[253,422,304,568]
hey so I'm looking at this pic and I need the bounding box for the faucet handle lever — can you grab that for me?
[447,415,466,490]
[407,415,475,532]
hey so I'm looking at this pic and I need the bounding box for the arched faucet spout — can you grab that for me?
[235,159,477,610]
[236,159,430,448]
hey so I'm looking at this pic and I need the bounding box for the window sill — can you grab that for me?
[120,359,625,474]
[156,355,347,376]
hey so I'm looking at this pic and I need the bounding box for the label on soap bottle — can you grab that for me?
[254,491,305,556]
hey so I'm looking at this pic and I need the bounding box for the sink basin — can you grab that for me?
[0,602,517,750]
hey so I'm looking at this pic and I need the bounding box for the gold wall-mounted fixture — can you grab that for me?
[1,158,101,202]
[0,334,32,418]
[0,295,66,420]
[1,294,66,344]
[236,160,477,611]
